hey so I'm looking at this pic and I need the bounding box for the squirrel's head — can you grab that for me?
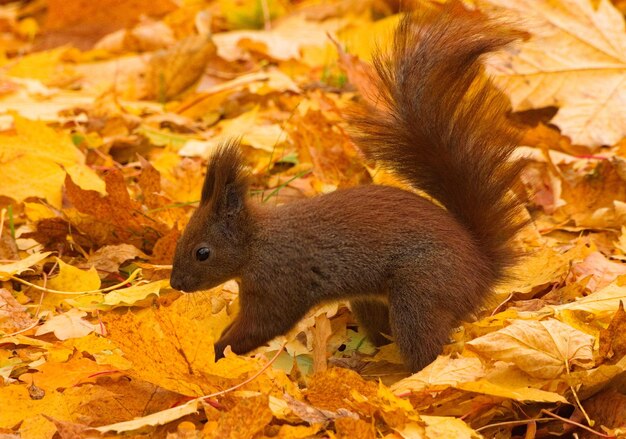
[171,140,252,292]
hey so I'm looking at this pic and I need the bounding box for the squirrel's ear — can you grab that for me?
[201,140,249,215]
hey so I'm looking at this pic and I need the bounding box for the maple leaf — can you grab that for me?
[467,318,595,379]
[0,116,104,207]
[64,170,168,251]
[487,0,626,146]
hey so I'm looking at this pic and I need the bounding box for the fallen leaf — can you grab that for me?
[212,14,343,62]
[0,288,36,333]
[391,356,485,395]
[205,394,273,439]
[0,251,51,281]
[487,0,626,146]
[35,308,103,340]
[47,258,101,293]
[87,243,147,274]
[0,116,105,207]
[467,318,595,379]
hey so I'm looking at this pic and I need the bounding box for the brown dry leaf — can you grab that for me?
[41,0,177,50]
[64,171,167,251]
[335,417,376,439]
[0,288,36,333]
[558,159,626,227]
[598,301,626,363]
[467,318,594,379]
[87,244,147,274]
[583,388,626,434]
[305,367,377,412]
[282,392,351,424]
[144,34,217,101]
[487,0,626,146]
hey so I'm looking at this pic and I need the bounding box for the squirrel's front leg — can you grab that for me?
[214,294,308,361]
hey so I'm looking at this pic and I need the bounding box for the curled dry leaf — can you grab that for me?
[467,318,594,379]
[0,251,51,281]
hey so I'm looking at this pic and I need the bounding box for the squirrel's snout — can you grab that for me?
[169,272,186,292]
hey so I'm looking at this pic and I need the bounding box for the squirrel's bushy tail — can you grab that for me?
[351,4,528,281]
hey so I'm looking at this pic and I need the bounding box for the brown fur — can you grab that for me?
[170,6,528,372]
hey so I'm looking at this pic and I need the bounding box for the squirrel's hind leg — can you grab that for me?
[389,271,457,372]
[350,299,392,346]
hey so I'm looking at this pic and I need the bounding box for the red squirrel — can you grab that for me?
[170,6,528,372]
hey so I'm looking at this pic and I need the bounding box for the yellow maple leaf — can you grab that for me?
[0,116,105,207]
[47,258,101,293]
[103,292,259,396]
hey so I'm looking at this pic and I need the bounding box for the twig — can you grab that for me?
[260,0,271,30]
[10,268,143,295]
[540,409,614,438]
[201,343,285,401]
[475,418,553,432]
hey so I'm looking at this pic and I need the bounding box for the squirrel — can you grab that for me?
[170,4,528,372]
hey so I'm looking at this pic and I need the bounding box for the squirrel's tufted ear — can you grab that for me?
[201,139,249,216]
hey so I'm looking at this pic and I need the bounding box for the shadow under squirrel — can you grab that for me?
[170,5,529,372]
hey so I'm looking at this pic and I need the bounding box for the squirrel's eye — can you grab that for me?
[195,247,211,261]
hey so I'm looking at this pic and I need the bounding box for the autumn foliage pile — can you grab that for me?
[1,0,626,438]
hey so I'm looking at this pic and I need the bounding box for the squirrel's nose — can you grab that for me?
[169,274,185,292]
